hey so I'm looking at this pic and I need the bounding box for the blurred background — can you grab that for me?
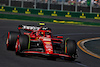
[0,0,100,13]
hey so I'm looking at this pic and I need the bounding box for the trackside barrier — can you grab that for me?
[0,6,100,20]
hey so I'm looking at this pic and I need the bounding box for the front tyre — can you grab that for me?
[64,39,77,60]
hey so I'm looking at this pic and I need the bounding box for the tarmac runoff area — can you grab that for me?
[77,37,100,59]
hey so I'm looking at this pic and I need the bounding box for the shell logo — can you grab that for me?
[45,42,51,45]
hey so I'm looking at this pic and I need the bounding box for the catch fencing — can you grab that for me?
[0,0,100,13]
[0,0,100,20]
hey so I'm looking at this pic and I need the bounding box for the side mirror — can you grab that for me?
[57,36,63,39]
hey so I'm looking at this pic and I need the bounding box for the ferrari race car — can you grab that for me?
[6,23,78,60]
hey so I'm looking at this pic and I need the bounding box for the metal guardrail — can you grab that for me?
[0,0,100,13]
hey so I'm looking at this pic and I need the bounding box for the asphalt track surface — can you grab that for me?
[0,19,100,67]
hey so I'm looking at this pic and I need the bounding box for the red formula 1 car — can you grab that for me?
[6,23,78,60]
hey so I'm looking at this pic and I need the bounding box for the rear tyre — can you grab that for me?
[19,35,29,51]
[6,31,19,50]
[64,39,77,60]
[16,35,29,56]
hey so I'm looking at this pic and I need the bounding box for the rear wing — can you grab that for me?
[18,25,41,31]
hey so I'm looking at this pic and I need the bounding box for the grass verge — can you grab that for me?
[0,13,100,26]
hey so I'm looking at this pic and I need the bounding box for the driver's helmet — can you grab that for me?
[39,22,45,26]
[40,32,44,36]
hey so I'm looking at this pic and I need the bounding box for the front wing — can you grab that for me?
[19,50,71,58]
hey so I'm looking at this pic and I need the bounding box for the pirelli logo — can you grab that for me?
[0,6,5,11]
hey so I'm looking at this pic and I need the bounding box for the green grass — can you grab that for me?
[0,13,100,26]
[0,14,53,22]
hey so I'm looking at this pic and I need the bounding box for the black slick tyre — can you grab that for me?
[6,31,19,50]
[16,35,29,56]
[64,39,77,60]
[19,35,29,51]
